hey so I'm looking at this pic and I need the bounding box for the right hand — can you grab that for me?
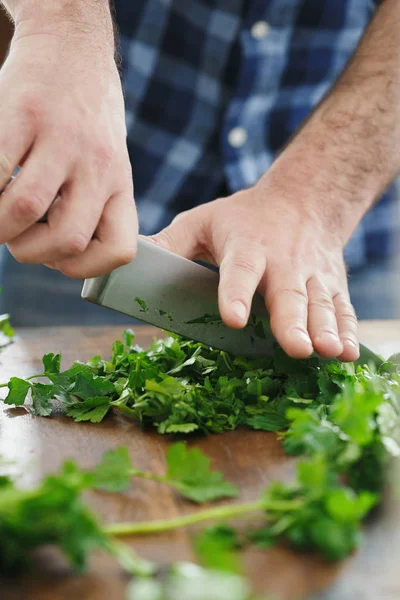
[0,15,137,279]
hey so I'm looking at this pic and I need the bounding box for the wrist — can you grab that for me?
[259,133,372,247]
[9,0,115,54]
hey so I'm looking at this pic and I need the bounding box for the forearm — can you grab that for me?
[267,0,400,241]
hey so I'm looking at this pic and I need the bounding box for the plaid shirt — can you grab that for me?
[115,0,398,270]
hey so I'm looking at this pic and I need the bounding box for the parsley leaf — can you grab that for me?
[195,525,242,573]
[91,446,133,492]
[66,396,112,423]
[165,443,239,503]
[4,377,31,407]
[72,372,115,400]
[0,313,14,343]
[245,412,288,432]
[135,297,148,312]
[31,382,55,416]
[42,352,61,376]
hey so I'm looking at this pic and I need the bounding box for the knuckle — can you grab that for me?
[339,310,358,325]
[7,244,29,264]
[171,210,190,225]
[63,231,91,255]
[92,141,115,169]
[318,328,339,338]
[10,191,47,223]
[271,315,305,332]
[231,257,258,276]
[309,294,335,312]
[272,287,308,305]
[114,245,137,266]
[20,93,43,123]
[151,230,174,251]
[333,295,358,323]
[58,263,84,279]
[341,333,358,344]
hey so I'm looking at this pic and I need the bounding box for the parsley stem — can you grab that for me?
[0,375,39,389]
[105,500,265,536]
[106,539,156,577]
[105,496,305,537]
[112,401,137,419]
[130,469,167,485]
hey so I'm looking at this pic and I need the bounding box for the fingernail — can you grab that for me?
[231,300,247,323]
[291,328,312,346]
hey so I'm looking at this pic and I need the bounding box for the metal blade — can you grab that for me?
[81,238,274,357]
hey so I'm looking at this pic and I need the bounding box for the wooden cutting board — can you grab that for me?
[1,323,400,600]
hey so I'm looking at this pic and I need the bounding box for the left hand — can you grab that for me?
[147,166,360,362]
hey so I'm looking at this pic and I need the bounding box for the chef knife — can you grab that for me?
[81,238,382,366]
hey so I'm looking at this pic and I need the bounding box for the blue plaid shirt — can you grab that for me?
[115,0,398,270]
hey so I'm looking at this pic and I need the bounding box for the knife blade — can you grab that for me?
[81,238,383,366]
[81,238,274,357]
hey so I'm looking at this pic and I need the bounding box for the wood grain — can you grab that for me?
[1,323,400,600]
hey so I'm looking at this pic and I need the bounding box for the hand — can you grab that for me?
[147,166,360,362]
[0,16,137,278]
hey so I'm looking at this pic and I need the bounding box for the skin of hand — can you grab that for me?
[148,0,400,362]
[0,1,138,278]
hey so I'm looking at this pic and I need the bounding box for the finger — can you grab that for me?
[7,173,107,264]
[46,191,138,279]
[147,208,209,260]
[0,111,35,192]
[307,276,343,359]
[265,269,313,359]
[0,143,66,243]
[333,292,360,362]
[218,241,266,329]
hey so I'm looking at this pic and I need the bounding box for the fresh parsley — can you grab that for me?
[2,327,400,586]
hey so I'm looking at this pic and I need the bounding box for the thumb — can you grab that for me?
[145,209,207,261]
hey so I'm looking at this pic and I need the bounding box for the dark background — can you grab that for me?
[0,9,12,64]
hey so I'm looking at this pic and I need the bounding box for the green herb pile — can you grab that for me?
[1,329,400,596]
[0,330,378,434]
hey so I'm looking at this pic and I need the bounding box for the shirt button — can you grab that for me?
[228,127,248,148]
[251,21,270,40]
